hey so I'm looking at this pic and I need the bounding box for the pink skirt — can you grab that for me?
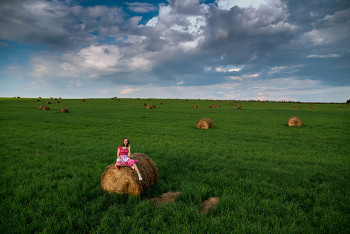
[115,159,138,169]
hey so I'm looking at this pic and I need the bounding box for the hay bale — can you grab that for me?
[114,97,117,99]
[236,107,242,110]
[46,101,51,104]
[232,104,236,106]
[293,105,297,107]
[117,99,120,101]
[237,104,241,107]
[42,106,50,110]
[339,106,343,108]
[147,99,151,101]
[151,105,156,108]
[141,103,146,106]
[17,96,20,99]
[50,97,53,99]
[101,153,158,196]
[207,105,212,108]
[228,102,231,105]
[59,97,61,99]
[310,106,315,109]
[185,99,188,101]
[296,106,301,109]
[199,197,219,214]
[285,103,288,105]
[38,97,41,99]
[39,105,45,110]
[192,105,198,108]
[137,98,140,100]
[81,99,85,102]
[59,108,69,113]
[36,99,40,102]
[145,105,152,109]
[196,118,213,129]
[215,105,220,108]
[288,116,302,127]
[54,98,57,100]
[158,102,162,105]
[346,105,349,107]
[55,101,60,103]
[111,98,114,100]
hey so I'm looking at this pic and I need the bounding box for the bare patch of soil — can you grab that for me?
[149,191,181,205]
[199,197,219,214]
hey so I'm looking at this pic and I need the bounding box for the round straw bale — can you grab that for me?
[310,106,315,109]
[39,105,45,110]
[42,106,50,110]
[151,105,156,108]
[236,107,242,110]
[196,118,213,129]
[50,97,53,99]
[141,103,146,106]
[296,106,301,109]
[207,105,212,108]
[339,106,343,108]
[114,97,117,99]
[237,104,241,107]
[17,96,20,99]
[285,103,288,105]
[36,99,40,102]
[137,98,140,100]
[54,98,57,100]
[185,99,188,101]
[59,97,61,99]
[293,105,297,107]
[158,102,162,105]
[145,105,152,109]
[81,99,85,102]
[46,101,51,104]
[288,116,302,127]
[101,153,158,196]
[147,99,151,101]
[215,105,220,108]
[232,104,236,106]
[117,99,120,101]
[111,98,114,100]
[55,101,60,103]
[228,102,231,105]
[59,108,69,113]
[346,105,349,107]
[192,105,198,108]
[38,97,41,99]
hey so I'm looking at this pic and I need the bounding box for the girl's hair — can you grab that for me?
[121,137,129,147]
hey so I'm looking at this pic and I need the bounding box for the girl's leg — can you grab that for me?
[131,163,141,174]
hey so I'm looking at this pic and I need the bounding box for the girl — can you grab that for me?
[115,137,142,180]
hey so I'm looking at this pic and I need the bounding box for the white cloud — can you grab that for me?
[306,54,342,58]
[126,2,157,13]
[216,0,266,10]
[177,81,184,85]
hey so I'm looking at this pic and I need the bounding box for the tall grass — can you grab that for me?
[0,98,349,233]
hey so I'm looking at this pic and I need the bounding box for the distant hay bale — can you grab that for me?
[185,99,188,101]
[141,103,146,106]
[296,106,301,109]
[39,105,45,110]
[228,102,231,105]
[36,99,40,102]
[59,97,61,99]
[114,97,117,99]
[310,106,315,109]
[38,97,41,99]
[207,105,212,108]
[309,103,313,105]
[285,103,288,105]
[117,99,120,101]
[81,99,85,102]
[339,106,343,108]
[137,98,140,100]
[111,98,114,100]
[147,99,151,101]
[54,98,57,100]
[293,105,297,107]
[50,97,53,99]
[101,153,158,196]
[199,197,219,214]
[46,101,51,104]
[232,104,236,106]
[151,105,156,108]
[42,106,50,110]
[193,105,198,108]
[145,105,152,109]
[196,118,213,129]
[158,102,162,105]
[215,105,220,108]
[236,107,242,110]
[59,108,69,113]
[288,116,302,127]
[55,101,60,103]
[17,96,20,99]
[237,104,241,107]
[346,105,349,107]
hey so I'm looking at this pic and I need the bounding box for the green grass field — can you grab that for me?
[0,97,349,233]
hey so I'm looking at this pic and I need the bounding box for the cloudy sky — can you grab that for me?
[0,0,349,102]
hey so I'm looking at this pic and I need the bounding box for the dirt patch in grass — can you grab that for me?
[149,191,181,205]
[199,197,219,214]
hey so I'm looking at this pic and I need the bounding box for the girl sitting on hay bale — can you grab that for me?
[115,138,143,180]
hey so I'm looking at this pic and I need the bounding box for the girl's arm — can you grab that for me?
[128,146,131,157]
[117,148,125,163]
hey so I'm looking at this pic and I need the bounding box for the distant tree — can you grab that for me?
[347,99,350,103]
